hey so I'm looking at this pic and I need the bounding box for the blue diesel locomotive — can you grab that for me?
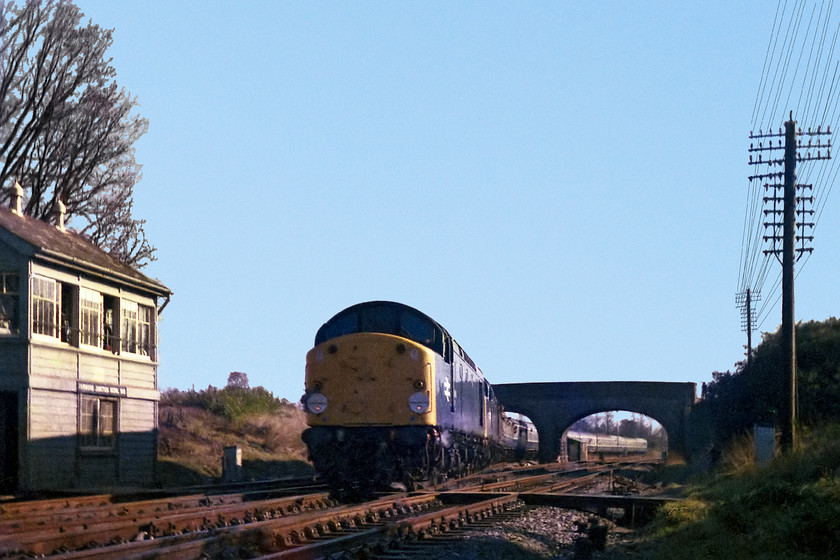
[301,301,534,497]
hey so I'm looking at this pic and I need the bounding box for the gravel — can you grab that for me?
[404,469,660,560]
[405,506,641,560]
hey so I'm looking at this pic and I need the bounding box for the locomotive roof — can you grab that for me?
[314,301,478,369]
[315,300,451,343]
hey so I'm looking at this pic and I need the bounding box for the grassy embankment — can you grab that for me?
[635,424,840,559]
[156,386,313,487]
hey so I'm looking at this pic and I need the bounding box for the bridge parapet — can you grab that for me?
[494,381,697,463]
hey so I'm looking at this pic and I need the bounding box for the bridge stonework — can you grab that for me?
[493,382,697,463]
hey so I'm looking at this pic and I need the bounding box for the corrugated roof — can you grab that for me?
[0,205,170,296]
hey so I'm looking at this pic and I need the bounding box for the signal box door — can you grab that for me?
[0,392,19,492]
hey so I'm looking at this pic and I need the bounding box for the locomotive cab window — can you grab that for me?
[317,312,358,343]
[399,310,444,354]
[360,305,397,334]
[314,302,447,356]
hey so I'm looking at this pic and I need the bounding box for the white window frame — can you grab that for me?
[80,287,103,348]
[80,395,117,449]
[122,300,153,357]
[31,275,60,339]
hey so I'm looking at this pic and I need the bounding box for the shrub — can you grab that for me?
[161,384,287,421]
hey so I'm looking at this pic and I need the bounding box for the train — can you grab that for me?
[300,301,536,498]
[566,431,648,456]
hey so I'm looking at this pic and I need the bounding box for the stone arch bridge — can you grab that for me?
[493,381,697,463]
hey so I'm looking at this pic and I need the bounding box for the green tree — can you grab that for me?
[0,0,154,267]
[707,317,840,441]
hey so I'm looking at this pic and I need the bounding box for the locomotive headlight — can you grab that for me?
[306,392,328,414]
[408,391,431,414]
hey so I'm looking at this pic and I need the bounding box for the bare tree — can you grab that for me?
[226,372,250,389]
[0,0,155,268]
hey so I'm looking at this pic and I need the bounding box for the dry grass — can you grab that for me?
[157,403,312,487]
[717,430,759,474]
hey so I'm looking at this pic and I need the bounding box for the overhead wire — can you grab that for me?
[796,0,827,121]
[802,1,834,123]
[753,0,788,126]
[741,0,840,334]
[763,0,806,130]
[788,2,819,117]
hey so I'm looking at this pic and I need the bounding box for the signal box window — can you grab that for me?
[103,295,118,352]
[32,276,59,338]
[0,272,19,335]
[80,288,103,347]
[122,300,153,357]
[80,396,116,448]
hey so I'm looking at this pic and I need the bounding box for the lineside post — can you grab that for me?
[780,116,796,453]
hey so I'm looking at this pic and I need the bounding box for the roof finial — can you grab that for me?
[11,181,23,216]
[56,199,66,232]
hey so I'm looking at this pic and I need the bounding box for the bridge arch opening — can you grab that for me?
[561,411,668,463]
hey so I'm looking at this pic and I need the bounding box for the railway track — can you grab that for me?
[0,462,669,560]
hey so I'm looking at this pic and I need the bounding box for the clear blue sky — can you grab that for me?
[74,1,840,402]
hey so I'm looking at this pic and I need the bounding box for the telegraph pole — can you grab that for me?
[746,289,753,365]
[736,288,760,366]
[780,116,797,453]
[748,112,830,454]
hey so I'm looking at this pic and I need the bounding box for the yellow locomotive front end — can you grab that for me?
[300,301,450,498]
[301,301,522,500]
[302,332,436,427]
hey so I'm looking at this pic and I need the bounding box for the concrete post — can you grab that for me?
[222,445,242,482]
